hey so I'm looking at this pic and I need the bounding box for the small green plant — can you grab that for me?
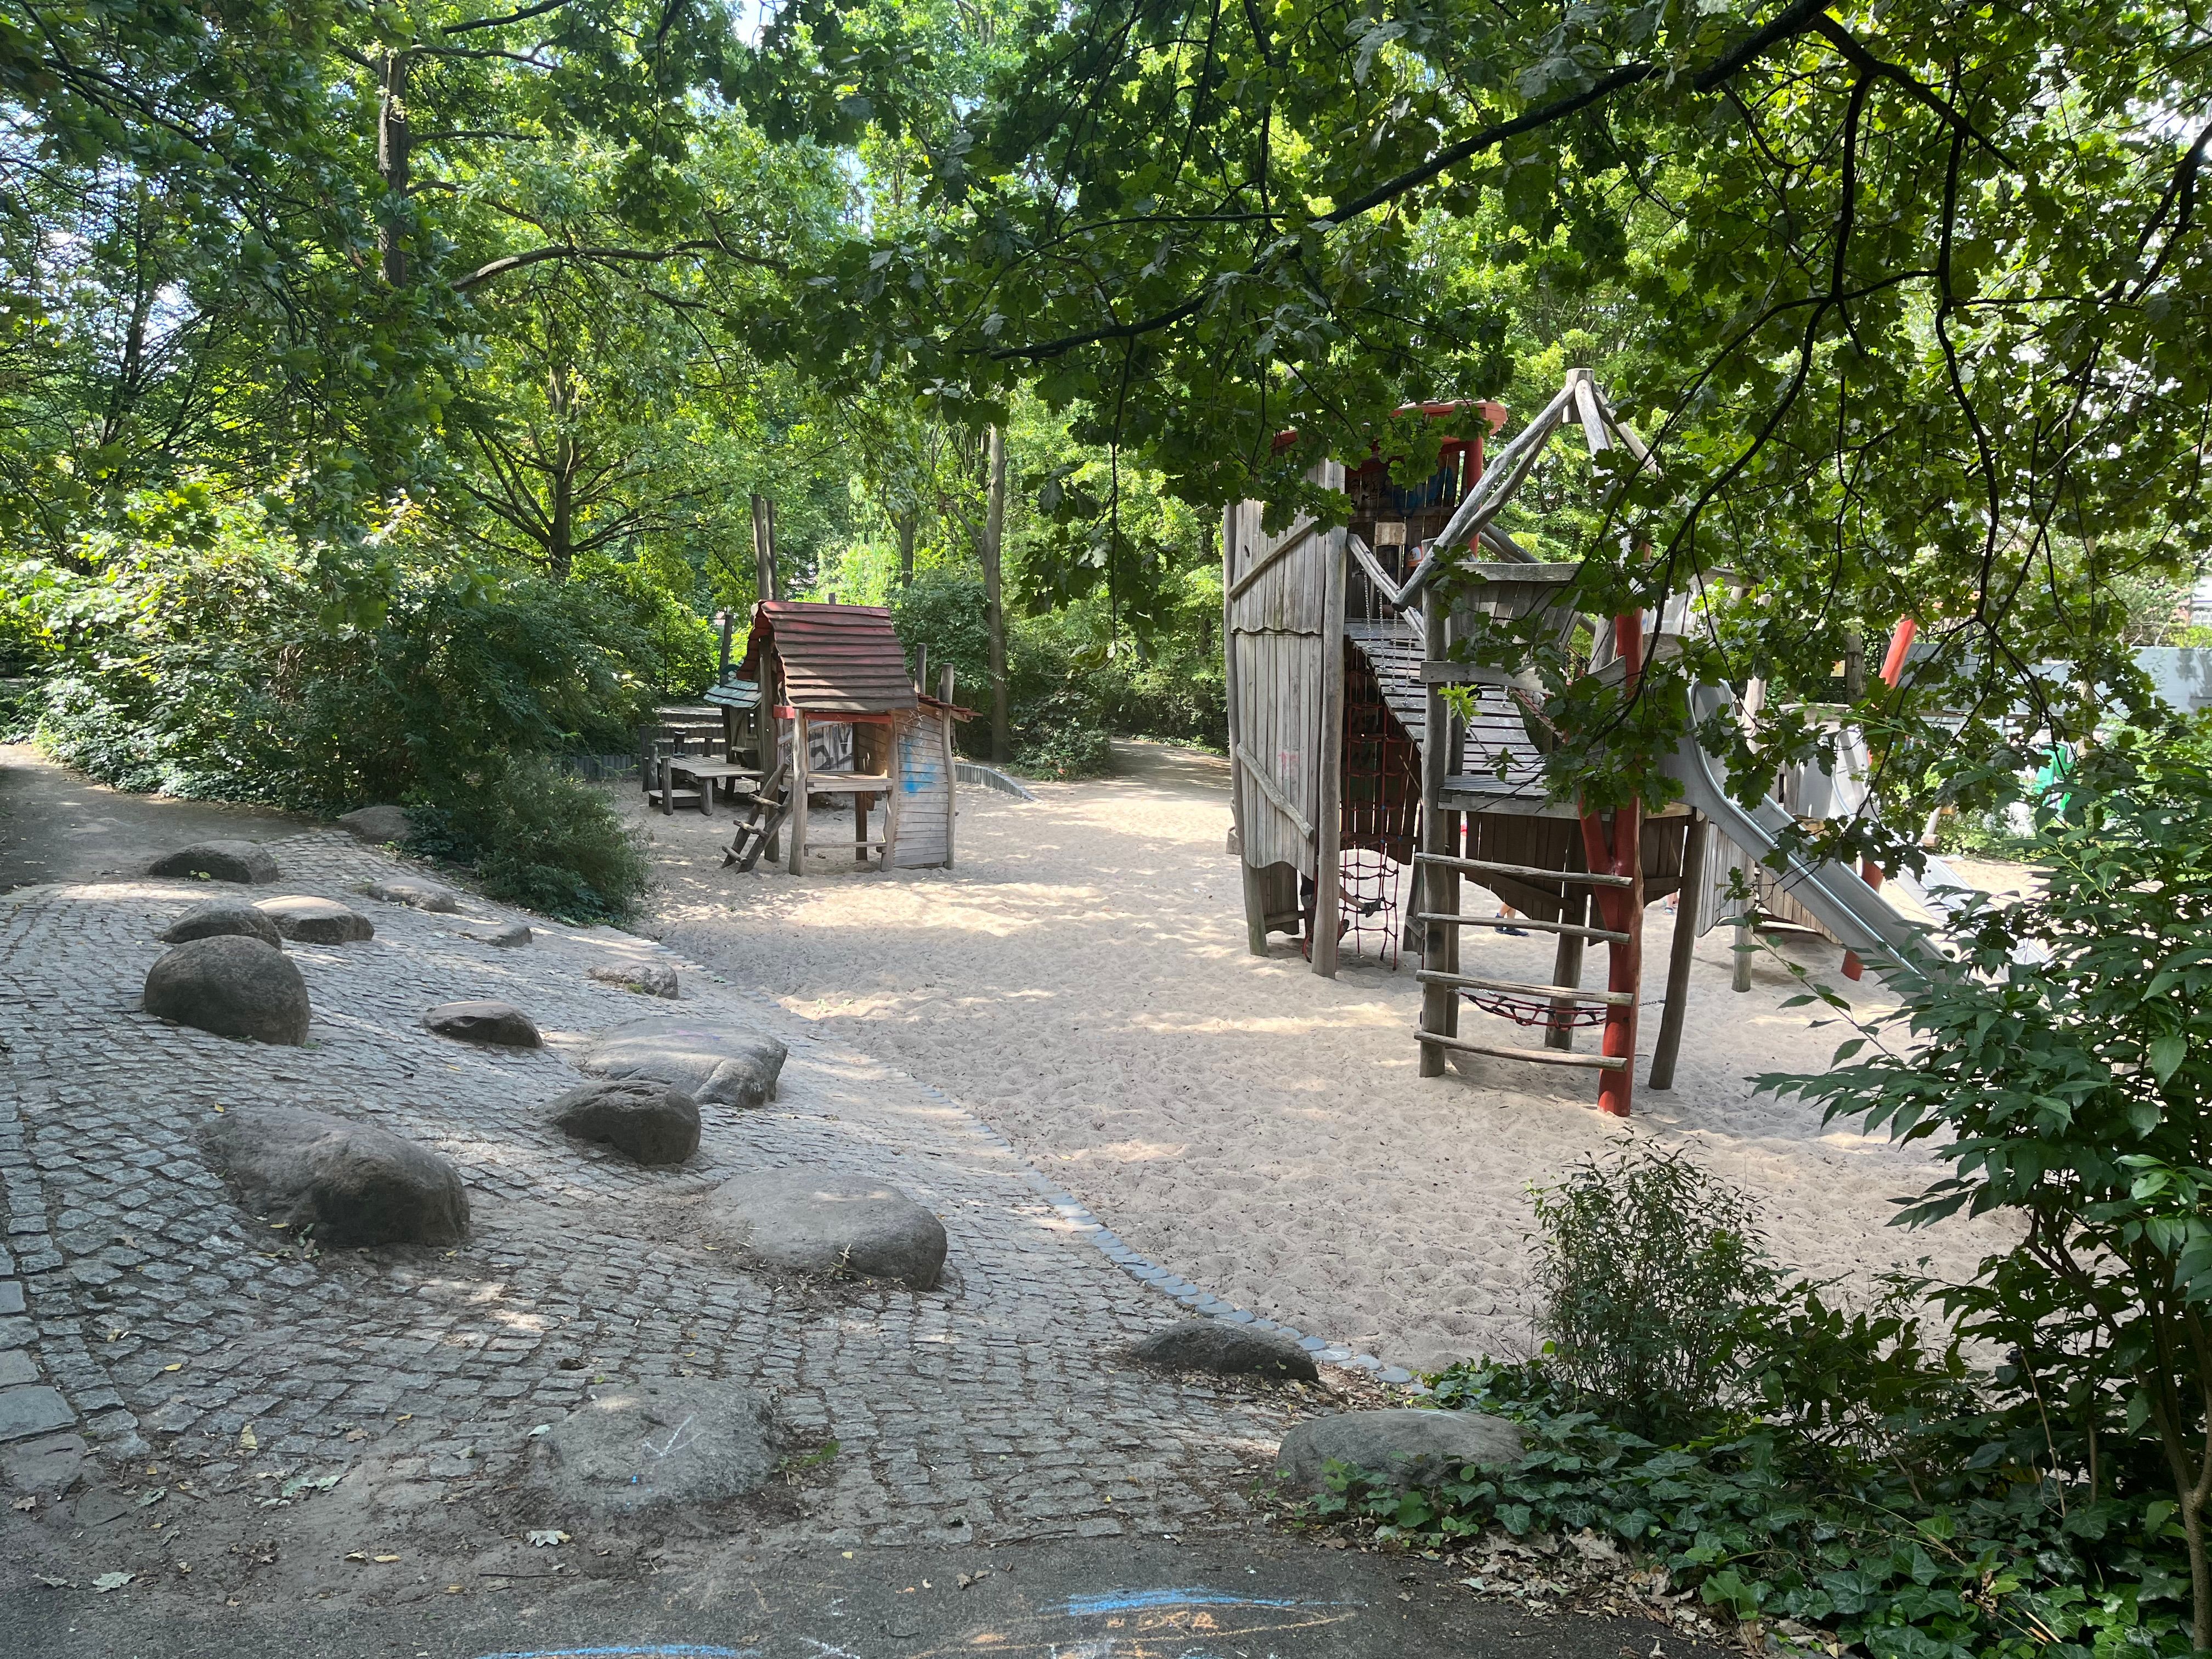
[1528,1143,1778,1440]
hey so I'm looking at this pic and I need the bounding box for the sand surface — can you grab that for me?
[633,742,2007,1372]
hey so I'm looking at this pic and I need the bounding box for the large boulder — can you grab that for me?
[1273,1409,1526,1494]
[482,922,532,949]
[365,878,458,913]
[579,1018,786,1109]
[336,805,411,844]
[255,896,374,944]
[424,999,541,1048]
[549,1079,700,1165]
[702,1173,946,1290]
[143,936,310,1046]
[588,961,679,999]
[159,901,283,951]
[204,1105,467,1248]
[146,840,279,884]
[1130,1321,1320,1381]
[534,1379,777,1515]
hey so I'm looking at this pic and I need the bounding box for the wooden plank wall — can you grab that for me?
[893,708,953,868]
[1225,468,1344,883]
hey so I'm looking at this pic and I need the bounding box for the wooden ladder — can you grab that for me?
[1412,851,1639,1084]
[721,760,792,872]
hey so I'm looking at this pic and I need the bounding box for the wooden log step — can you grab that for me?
[1414,912,1629,944]
[1415,969,1633,1007]
[1412,1027,1628,1071]
[1413,851,1632,888]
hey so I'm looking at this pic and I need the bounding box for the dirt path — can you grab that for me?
[0,743,308,892]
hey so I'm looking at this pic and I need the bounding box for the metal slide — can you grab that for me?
[1663,685,1940,987]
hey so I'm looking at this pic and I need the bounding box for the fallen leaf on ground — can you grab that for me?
[161,1363,182,1373]
[373,1554,399,1564]
[958,1570,991,1589]
[238,1426,258,1452]
[36,1575,70,1588]
[91,1573,134,1594]
[443,1584,464,1594]
[345,1551,368,1562]
[11,1497,35,1511]
[527,1530,569,1547]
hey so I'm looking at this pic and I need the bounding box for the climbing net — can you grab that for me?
[1460,988,1609,1028]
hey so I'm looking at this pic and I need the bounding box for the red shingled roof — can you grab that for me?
[743,601,918,715]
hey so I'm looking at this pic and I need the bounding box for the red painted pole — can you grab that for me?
[1843,617,1917,981]
[1580,610,1645,1117]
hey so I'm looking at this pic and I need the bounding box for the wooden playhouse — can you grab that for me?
[721,600,965,875]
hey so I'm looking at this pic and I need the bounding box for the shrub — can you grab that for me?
[1017,716,1114,780]
[1528,1143,1779,1441]
[1773,721,2212,1650]
[404,756,650,923]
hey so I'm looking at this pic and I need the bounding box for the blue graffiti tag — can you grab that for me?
[1053,1587,1350,1617]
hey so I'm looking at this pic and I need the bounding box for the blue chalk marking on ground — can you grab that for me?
[469,1645,760,1659]
[1055,1587,1347,1617]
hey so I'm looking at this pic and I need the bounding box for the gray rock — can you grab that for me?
[423,999,541,1048]
[255,896,374,944]
[483,922,532,948]
[146,839,279,884]
[143,935,311,1045]
[336,804,412,844]
[703,1173,946,1290]
[580,1018,786,1109]
[535,1379,777,1515]
[549,1079,700,1165]
[0,1385,75,1444]
[0,1431,86,1492]
[1130,1321,1321,1381]
[1273,1409,1526,1494]
[365,879,458,913]
[589,961,680,999]
[204,1105,467,1248]
[0,1349,35,1387]
[159,900,283,950]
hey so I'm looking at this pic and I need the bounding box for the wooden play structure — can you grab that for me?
[1223,371,1728,1116]
[720,600,963,876]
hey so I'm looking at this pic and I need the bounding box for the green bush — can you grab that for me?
[1016,715,1115,780]
[1774,721,2212,1650]
[1528,1144,1780,1441]
[404,755,650,923]
[2,490,679,911]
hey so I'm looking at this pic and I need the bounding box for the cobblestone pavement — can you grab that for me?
[0,833,1359,1545]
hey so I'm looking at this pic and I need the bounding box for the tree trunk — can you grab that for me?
[546,362,575,580]
[981,424,1010,764]
[377,52,412,287]
[896,510,917,586]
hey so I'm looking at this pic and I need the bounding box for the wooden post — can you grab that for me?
[1222,503,1268,956]
[1581,608,1646,1118]
[750,495,778,603]
[1311,528,1348,977]
[1648,812,1707,1091]
[1418,595,1457,1076]
[787,710,810,875]
[981,426,1011,764]
[940,665,958,869]
[871,725,889,876]
[1547,888,1588,1051]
